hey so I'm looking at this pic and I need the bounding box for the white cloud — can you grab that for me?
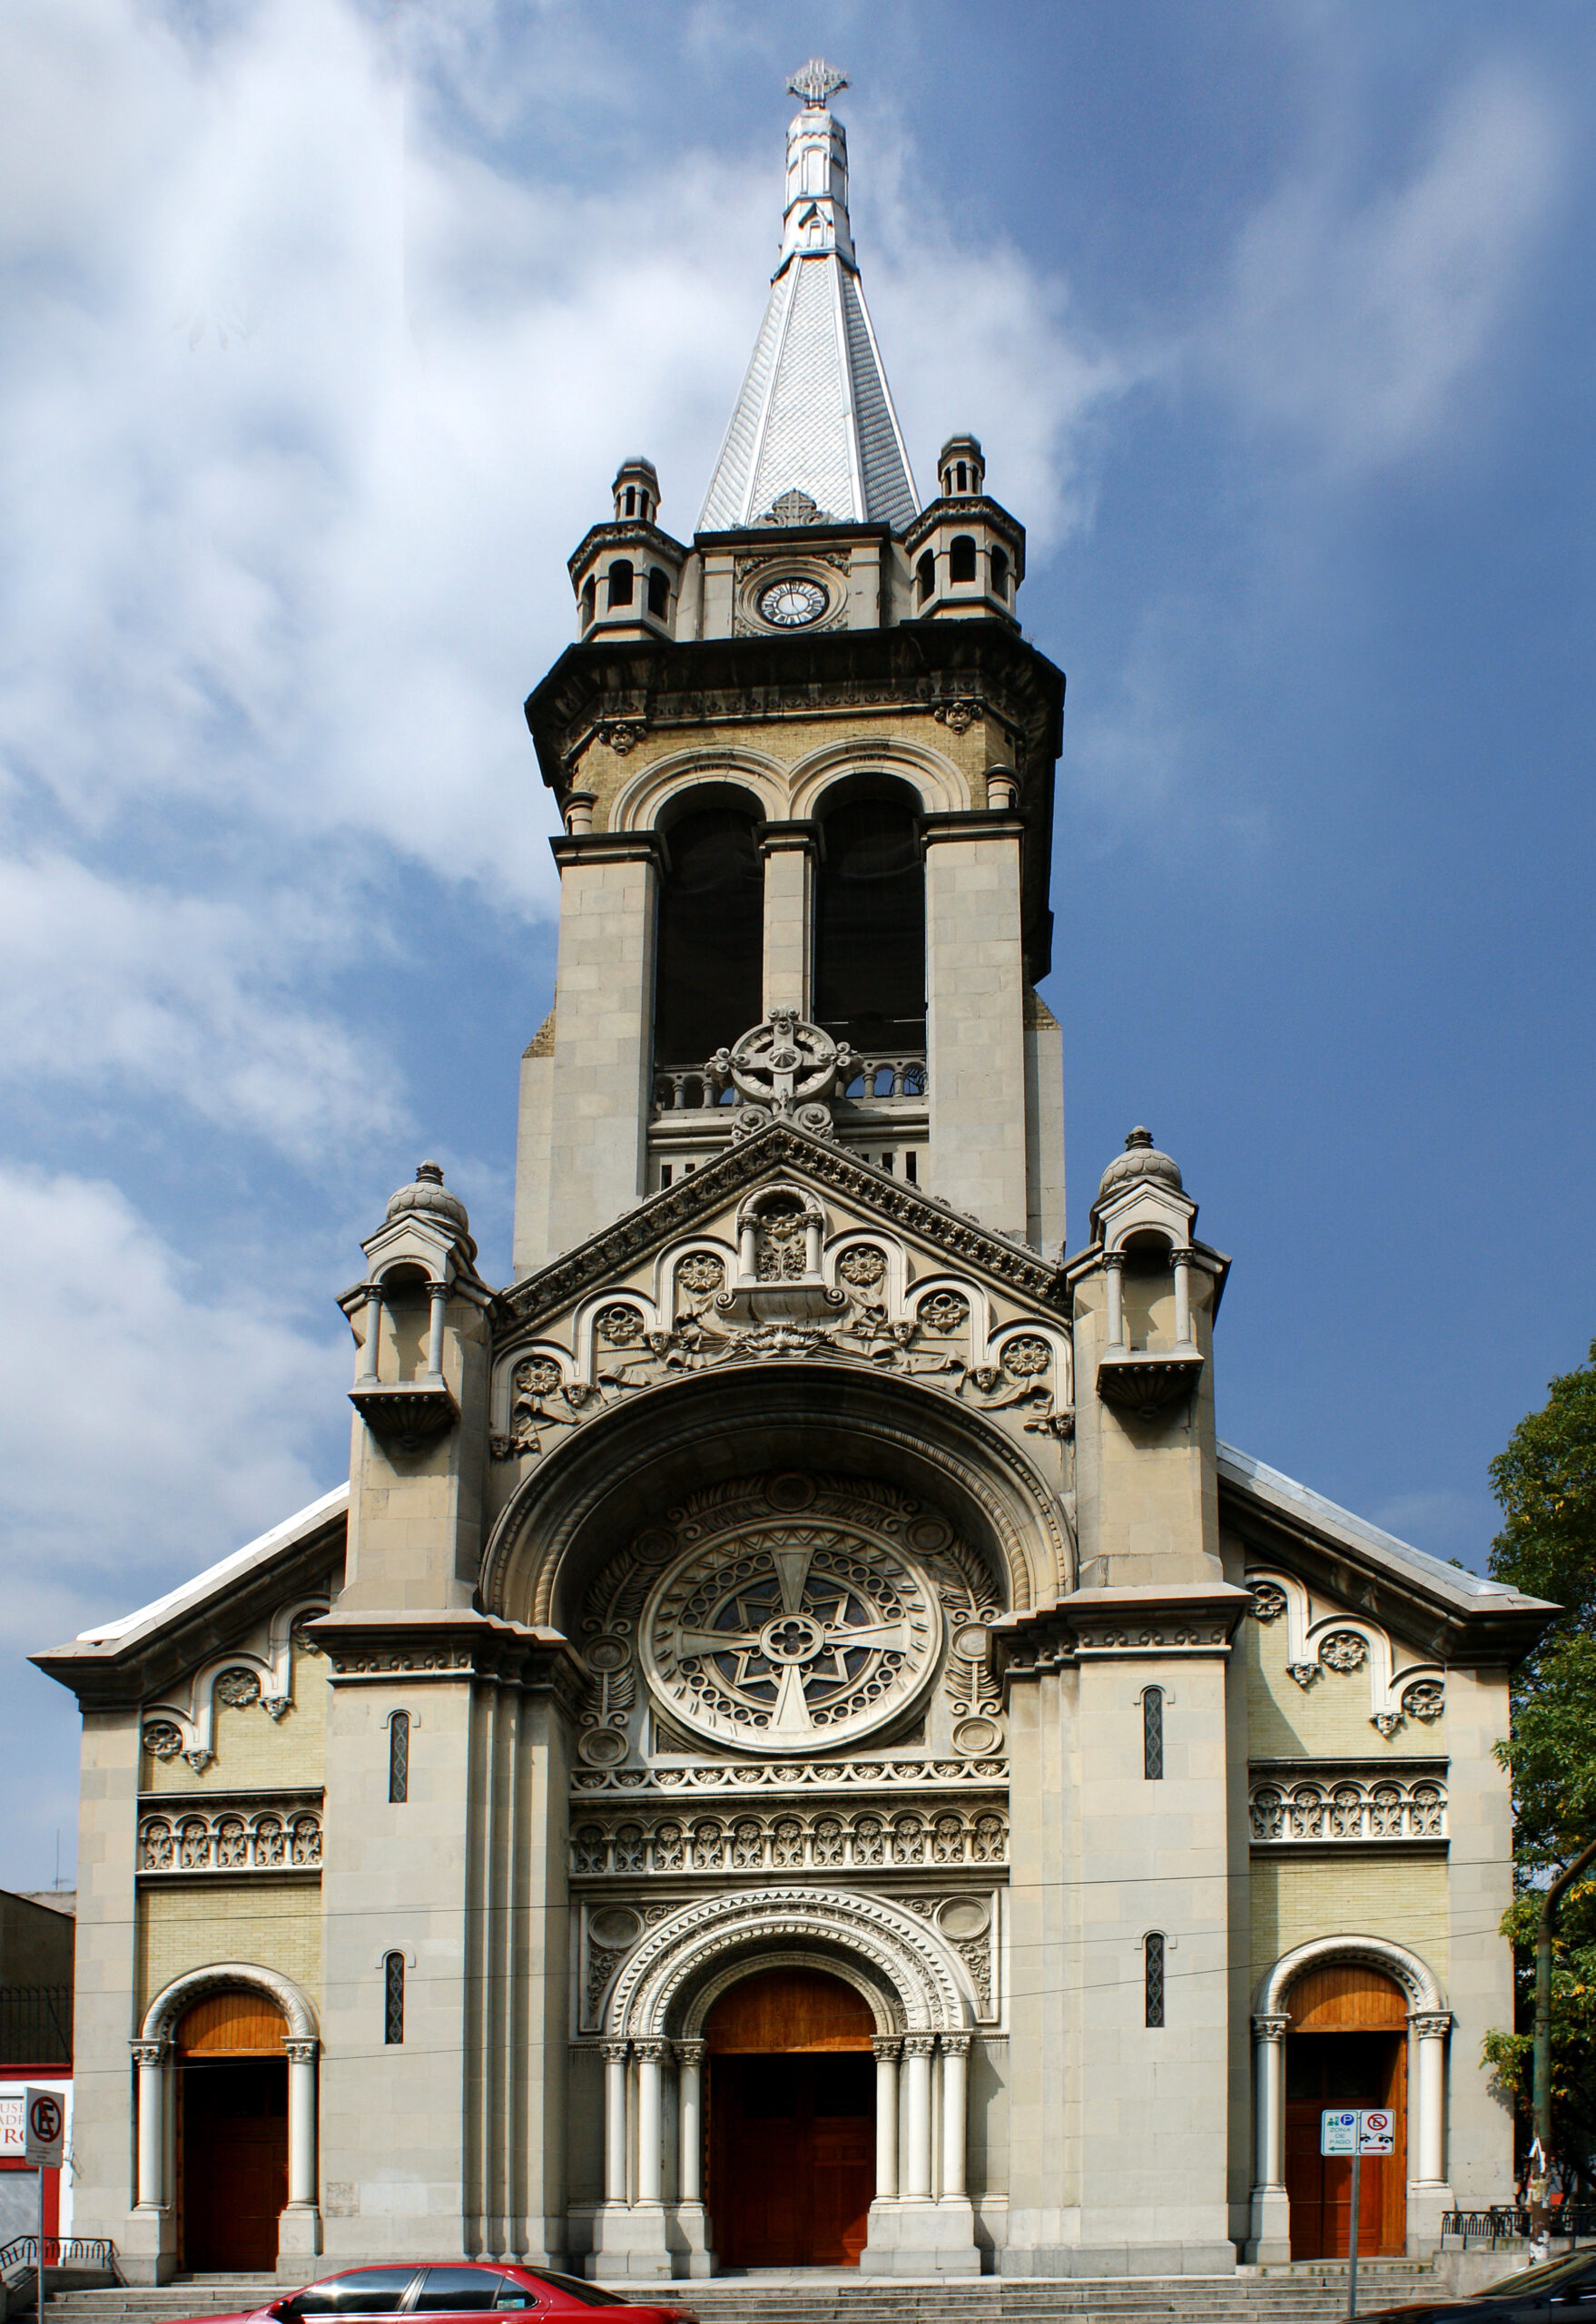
[1216,60,1562,471]
[0,851,409,1164]
[0,0,1133,904]
[0,1165,348,1659]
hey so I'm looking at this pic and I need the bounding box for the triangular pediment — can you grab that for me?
[487,1122,1073,1483]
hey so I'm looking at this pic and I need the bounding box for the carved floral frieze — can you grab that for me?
[569,1800,1009,1878]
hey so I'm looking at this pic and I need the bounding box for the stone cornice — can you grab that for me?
[549,830,666,871]
[992,1582,1252,1689]
[566,519,689,579]
[1217,1470,1555,1669]
[308,1609,586,1714]
[498,1117,1063,1326]
[31,1518,346,1713]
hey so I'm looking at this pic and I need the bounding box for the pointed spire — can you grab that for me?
[698,64,919,536]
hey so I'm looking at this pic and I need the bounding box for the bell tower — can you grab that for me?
[516,62,1067,1275]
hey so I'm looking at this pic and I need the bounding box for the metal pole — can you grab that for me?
[1532,1833,1596,2240]
[37,2163,46,2324]
[1347,2133,1361,2323]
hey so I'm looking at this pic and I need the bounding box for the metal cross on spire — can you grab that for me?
[787,58,848,108]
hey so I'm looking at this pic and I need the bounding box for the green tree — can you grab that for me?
[1484,1340,1596,2191]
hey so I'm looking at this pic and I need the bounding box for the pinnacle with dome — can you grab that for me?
[697,62,919,533]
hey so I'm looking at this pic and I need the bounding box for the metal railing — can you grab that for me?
[652,1053,927,1113]
[1442,2208,1596,2245]
[0,2238,120,2274]
[0,1987,72,2067]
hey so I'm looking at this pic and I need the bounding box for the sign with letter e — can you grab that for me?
[1321,2109,1358,2155]
[24,2088,64,2168]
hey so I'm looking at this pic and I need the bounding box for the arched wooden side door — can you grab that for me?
[705,1966,875,2267]
[1284,1965,1408,2259]
[175,1988,290,2272]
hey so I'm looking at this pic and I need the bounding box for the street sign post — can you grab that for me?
[1321,2110,1394,2320]
[25,2086,65,2324]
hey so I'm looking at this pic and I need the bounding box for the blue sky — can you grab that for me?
[2,0,1592,1889]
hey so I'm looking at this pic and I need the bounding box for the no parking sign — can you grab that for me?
[24,2087,64,2168]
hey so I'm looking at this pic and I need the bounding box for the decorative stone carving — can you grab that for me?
[919,1291,970,1335]
[1248,1772,1446,1844]
[1403,1679,1445,1724]
[710,1009,857,1132]
[640,1486,941,1753]
[836,1245,887,1289]
[1248,1581,1288,1624]
[1286,1662,1321,1689]
[138,1801,324,1874]
[142,1720,184,1761]
[570,1754,1007,1795]
[214,1668,262,1709]
[1318,1631,1369,1674]
[594,1304,645,1345]
[569,1800,1008,1876]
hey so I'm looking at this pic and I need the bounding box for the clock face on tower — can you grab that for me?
[757,576,829,628]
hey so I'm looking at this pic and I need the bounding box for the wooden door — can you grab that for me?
[176,1989,290,2272]
[1284,1965,1408,2259]
[704,1968,875,2268]
[711,2054,873,2266]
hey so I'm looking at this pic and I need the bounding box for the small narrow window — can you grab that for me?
[955,461,968,493]
[1145,1934,1166,2027]
[950,535,977,583]
[579,576,596,630]
[647,566,669,619]
[624,486,635,517]
[389,1710,409,1804]
[606,558,634,608]
[1142,1687,1163,1781]
[881,1153,894,1175]
[383,1952,405,2044]
[990,547,1010,599]
[916,550,934,605]
[905,1149,918,1184]
[640,495,651,524]
[660,1165,674,1188]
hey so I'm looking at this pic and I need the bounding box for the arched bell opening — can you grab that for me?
[652,789,766,1072]
[812,775,925,1060]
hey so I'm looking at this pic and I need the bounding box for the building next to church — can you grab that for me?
[35,60,1552,2290]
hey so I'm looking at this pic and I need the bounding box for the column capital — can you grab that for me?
[130,2038,168,2067]
[1410,2010,1453,2039]
[1170,1246,1194,1267]
[758,817,823,858]
[675,2038,706,2067]
[633,2037,671,2064]
[872,2035,902,2062]
[283,2038,320,2064]
[901,2032,939,2058]
[424,1277,450,1298]
[1102,1247,1128,1273]
[1251,2013,1292,2043]
[940,2031,972,2056]
[599,2039,631,2063]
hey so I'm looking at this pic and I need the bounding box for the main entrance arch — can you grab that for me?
[706,1968,874,2267]
[581,1887,981,2280]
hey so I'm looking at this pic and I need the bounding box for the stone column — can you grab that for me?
[1103,1248,1127,1349]
[602,2043,630,2203]
[1246,2014,1292,2263]
[278,2040,322,2265]
[901,2036,935,2201]
[130,2041,167,2212]
[759,822,819,1019]
[939,2034,970,2200]
[424,1280,449,1380]
[1411,2013,1452,2186]
[922,811,1029,1238]
[872,2038,901,2198]
[1172,1247,1193,1346]
[676,2042,705,2203]
[635,2042,668,2206]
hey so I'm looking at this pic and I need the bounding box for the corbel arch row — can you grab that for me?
[1256,1933,1444,2018]
[478,1364,1072,1631]
[609,736,970,834]
[607,1886,969,2039]
[142,1960,319,2045]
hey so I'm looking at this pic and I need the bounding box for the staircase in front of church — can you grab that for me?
[39,2258,1443,2324]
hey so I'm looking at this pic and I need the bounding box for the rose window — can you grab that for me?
[641,1512,941,1753]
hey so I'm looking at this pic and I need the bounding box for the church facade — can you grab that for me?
[38,64,1550,2289]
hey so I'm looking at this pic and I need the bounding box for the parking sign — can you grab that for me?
[1357,2110,1395,2155]
[24,2087,64,2168]
[1321,2109,1359,2155]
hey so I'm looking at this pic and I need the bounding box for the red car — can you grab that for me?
[163,2264,698,2324]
